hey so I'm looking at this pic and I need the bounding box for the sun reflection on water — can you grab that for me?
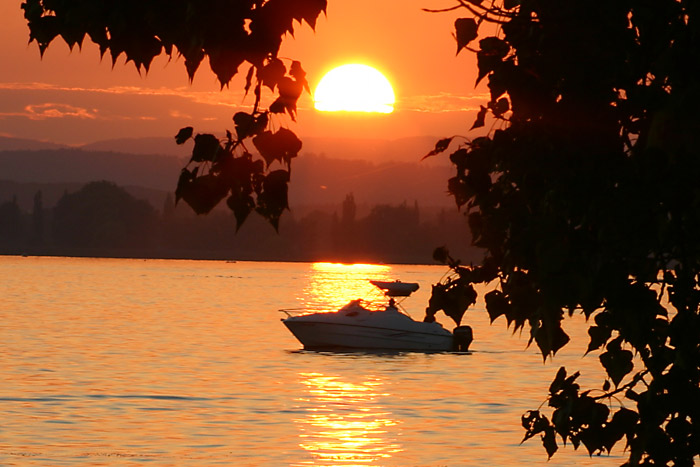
[299,262,393,312]
[294,372,402,466]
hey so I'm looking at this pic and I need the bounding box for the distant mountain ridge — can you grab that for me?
[0,148,182,191]
[0,136,69,151]
[0,135,457,215]
[0,134,450,164]
[78,136,191,157]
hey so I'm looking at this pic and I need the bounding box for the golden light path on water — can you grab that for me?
[295,373,401,466]
[298,262,393,311]
[293,262,401,465]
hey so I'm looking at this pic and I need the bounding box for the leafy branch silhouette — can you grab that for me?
[425,1,700,464]
[22,0,326,230]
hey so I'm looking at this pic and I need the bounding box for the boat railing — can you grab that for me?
[279,298,404,318]
[279,306,337,318]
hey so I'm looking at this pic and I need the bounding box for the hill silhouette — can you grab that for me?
[0,145,456,211]
[1,135,449,163]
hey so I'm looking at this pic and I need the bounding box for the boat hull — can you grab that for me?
[283,319,453,351]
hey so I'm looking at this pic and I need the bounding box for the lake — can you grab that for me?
[0,256,625,466]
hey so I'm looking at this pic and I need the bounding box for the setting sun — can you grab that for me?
[314,64,395,113]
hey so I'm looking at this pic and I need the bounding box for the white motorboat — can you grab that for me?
[281,280,472,351]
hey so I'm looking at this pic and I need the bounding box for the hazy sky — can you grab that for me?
[0,1,488,146]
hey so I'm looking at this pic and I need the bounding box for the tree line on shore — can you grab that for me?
[0,180,477,264]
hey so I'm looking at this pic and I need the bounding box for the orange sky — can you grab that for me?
[0,1,488,147]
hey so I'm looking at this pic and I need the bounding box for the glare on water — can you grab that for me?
[295,373,400,466]
[299,262,393,311]
[0,256,626,466]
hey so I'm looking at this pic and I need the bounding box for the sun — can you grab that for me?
[314,64,395,113]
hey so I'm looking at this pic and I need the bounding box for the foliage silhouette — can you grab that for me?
[22,0,326,230]
[425,1,700,464]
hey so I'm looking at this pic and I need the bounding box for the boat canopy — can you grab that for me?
[370,280,419,297]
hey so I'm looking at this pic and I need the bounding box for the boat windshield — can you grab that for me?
[369,280,419,297]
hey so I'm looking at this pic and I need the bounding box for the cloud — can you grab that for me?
[398,92,490,113]
[24,103,98,120]
[0,81,486,114]
[168,110,193,119]
[0,82,250,109]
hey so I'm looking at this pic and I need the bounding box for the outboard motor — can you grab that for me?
[453,325,473,351]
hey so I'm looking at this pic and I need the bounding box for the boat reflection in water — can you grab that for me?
[294,372,402,466]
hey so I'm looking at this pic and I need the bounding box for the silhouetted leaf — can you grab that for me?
[191,134,222,163]
[485,290,510,323]
[549,366,568,394]
[270,77,304,119]
[426,279,476,326]
[542,426,558,459]
[28,16,60,56]
[600,340,634,387]
[252,128,302,167]
[233,112,255,140]
[423,137,454,160]
[295,0,327,29]
[175,127,193,145]
[175,168,195,203]
[227,192,255,231]
[476,37,509,85]
[454,18,478,55]
[256,169,290,231]
[534,321,570,358]
[184,47,205,83]
[521,410,550,442]
[258,58,286,91]
[604,408,638,451]
[448,176,472,208]
[21,0,42,22]
[177,173,228,215]
[491,97,510,117]
[586,325,611,354]
[449,148,468,171]
[290,60,310,94]
[470,105,487,130]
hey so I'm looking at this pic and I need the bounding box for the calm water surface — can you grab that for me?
[0,256,625,466]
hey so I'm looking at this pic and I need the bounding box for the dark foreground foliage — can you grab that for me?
[424,1,700,464]
[22,0,326,230]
